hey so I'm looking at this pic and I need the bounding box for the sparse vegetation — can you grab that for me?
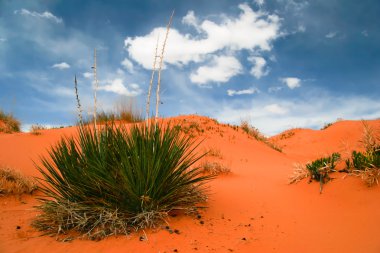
[321,122,333,130]
[240,120,282,152]
[30,124,46,135]
[0,167,37,196]
[0,110,20,133]
[33,123,212,239]
[345,122,380,186]
[288,163,310,184]
[201,161,230,175]
[306,153,341,193]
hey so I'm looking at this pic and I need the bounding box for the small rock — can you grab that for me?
[196,214,202,219]
[174,229,180,234]
[139,236,145,241]
[16,226,21,230]
[242,237,247,241]
[200,220,204,225]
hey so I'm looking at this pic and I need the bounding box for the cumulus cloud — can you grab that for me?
[83,72,92,79]
[227,88,259,96]
[0,38,6,42]
[51,62,70,69]
[98,78,142,96]
[14,9,63,23]
[182,10,199,30]
[190,56,242,85]
[215,95,380,135]
[325,31,337,39]
[280,77,301,89]
[121,58,134,73]
[124,3,281,69]
[248,56,268,79]
[264,103,288,114]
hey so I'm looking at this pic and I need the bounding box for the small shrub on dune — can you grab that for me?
[201,161,230,176]
[33,123,212,239]
[30,124,46,135]
[0,167,37,196]
[240,120,282,152]
[345,122,380,186]
[289,153,341,192]
[0,110,20,133]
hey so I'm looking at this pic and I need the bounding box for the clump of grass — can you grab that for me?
[240,120,282,152]
[201,161,230,176]
[30,124,46,135]
[33,123,213,240]
[288,163,310,184]
[321,122,333,130]
[0,167,37,196]
[345,122,380,186]
[0,110,20,133]
[306,153,341,193]
[206,147,223,158]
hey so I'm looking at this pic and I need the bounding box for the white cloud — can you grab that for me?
[248,56,268,79]
[190,56,242,85]
[325,31,337,39]
[124,3,281,69]
[83,72,93,79]
[264,103,288,114]
[362,30,369,37]
[182,11,199,30]
[98,78,142,96]
[51,62,70,70]
[268,86,282,93]
[254,0,265,6]
[280,77,301,89]
[227,88,259,96]
[0,38,6,42]
[298,25,306,32]
[121,58,134,73]
[14,9,63,23]
[215,95,380,135]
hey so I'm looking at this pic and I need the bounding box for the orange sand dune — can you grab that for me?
[1,116,380,253]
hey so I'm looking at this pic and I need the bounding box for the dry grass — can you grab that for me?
[201,161,230,175]
[0,167,37,196]
[30,124,46,135]
[361,121,378,152]
[206,147,223,158]
[240,120,282,152]
[0,110,20,133]
[288,163,310,184]
[359,168,380,187]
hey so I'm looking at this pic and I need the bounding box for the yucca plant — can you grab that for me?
[33,123,212,239]
[306,153,341,193]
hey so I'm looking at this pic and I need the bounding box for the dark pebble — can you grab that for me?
[139,236,145,241]
[16,226,21,230]
[196,214,202,219]
[200,220,204,225]
[173,249,178,252]
[174,229,180,234]
[242,237,247,241]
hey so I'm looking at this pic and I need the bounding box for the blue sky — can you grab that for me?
[1,0,379,135]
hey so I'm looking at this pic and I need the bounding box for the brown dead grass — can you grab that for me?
[0,167,37,196]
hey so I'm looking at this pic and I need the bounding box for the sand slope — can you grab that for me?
[1,116,379,253]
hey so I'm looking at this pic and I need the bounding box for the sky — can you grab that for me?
[0,0,379,135]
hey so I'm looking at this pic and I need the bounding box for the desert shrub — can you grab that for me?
[201,161,230,176]
[288,163,310,184]
[345,122,380,186]
[0,110,20,133]
[33,123,212,239]
[0,167,37,195]
[240,120,282,152]
[306,153,341,193]
[321,122,333,130]
[30,124,46,135]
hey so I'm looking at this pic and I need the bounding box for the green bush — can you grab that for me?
[33,123,212,239]
[347,147,380,170]
[306,153,341,193]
